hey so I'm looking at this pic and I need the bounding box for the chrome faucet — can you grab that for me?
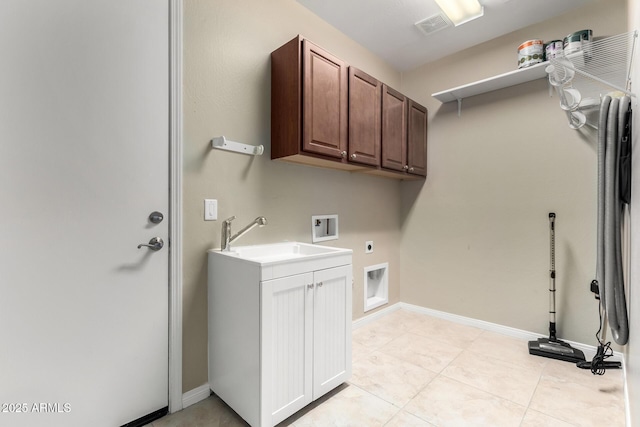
[221,216,268,251]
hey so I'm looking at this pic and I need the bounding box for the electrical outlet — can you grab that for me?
[365,241,374,254]
[204,199,218,221]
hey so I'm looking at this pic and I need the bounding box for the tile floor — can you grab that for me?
[149,309,626,427]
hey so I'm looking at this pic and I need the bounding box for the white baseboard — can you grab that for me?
[352,303,401,330]
[182,383,211,409]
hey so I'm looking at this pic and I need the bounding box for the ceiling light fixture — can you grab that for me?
[433,0,484,26]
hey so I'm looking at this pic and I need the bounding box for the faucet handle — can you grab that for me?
[224,216,236,223]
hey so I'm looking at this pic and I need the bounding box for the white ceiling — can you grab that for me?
[296,0,595,71]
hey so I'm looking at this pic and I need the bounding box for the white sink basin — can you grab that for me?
[215,241,350,265]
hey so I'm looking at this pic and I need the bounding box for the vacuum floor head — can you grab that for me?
[528,338,586,363]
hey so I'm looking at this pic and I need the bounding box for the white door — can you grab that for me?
[0,1,170,426]
[313,265,352,399]
[261,273,314,426]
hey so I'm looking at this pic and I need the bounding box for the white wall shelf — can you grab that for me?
[211,136,264,156]
[432,60,550,115]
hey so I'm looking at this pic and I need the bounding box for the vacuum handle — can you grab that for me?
[548,212,557,332]
[549,213,555,271]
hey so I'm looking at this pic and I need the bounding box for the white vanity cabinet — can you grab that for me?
[208,243,352,427]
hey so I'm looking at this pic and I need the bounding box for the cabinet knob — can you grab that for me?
[350,154,357,160]
[307,284,314,289]
[409,167,415,172]
[403,165,409,170]
[341,151,347,158]
[317,282,323,287]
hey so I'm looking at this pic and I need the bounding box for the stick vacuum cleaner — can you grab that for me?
[528,213,586,363]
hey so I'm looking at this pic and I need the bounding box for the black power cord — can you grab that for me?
[576,290,621,374]
[583,342,617,375]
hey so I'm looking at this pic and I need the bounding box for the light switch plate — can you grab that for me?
[204,199,218,221]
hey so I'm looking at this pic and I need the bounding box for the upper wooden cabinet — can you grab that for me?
[381,84,407,172]
[407,100,428,177]
[272,36,353,169]
[377,86,427,178]
[303,40,348,159]
[348,67,381,167]
[271,35,427,180]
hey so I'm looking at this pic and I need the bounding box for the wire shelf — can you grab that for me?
[546,30,637,129]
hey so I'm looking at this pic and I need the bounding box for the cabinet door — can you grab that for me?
[312,265,353,399]
[407,99,428,176]
[261,272,314,426]
[381,84,407,172]
[348,67,381,166]
[303,39,348,159]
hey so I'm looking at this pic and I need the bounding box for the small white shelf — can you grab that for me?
[432,60,550,104]
[211,136,264,156]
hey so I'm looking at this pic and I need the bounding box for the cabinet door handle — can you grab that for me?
[340,151,347,158]
[403,165,409,170]
[317,282,323,287]
[350,154,357,160]
[409,167,415,172]
[307,283,314,289]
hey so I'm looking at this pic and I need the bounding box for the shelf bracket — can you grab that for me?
[211,136,264,156]
[457,98,462,117]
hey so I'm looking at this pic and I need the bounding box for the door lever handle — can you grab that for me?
[137,237,164,251]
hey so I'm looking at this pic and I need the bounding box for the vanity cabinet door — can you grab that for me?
[261,264,352,425]
[407,99,428,177]
[303,40,348,159]
[261,272,314,426]
[381,85,407,172]
[348,67,381,166]
[312,265,352,399]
